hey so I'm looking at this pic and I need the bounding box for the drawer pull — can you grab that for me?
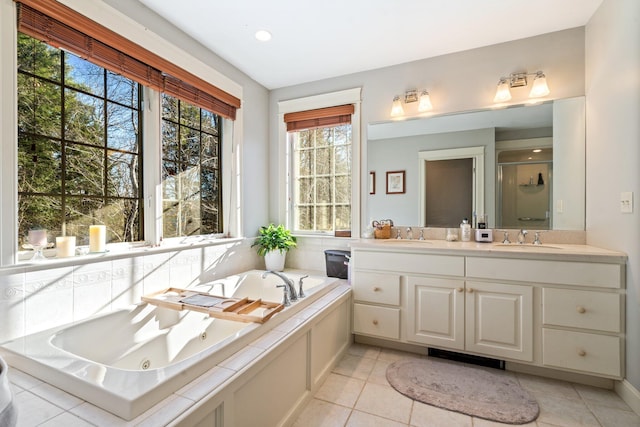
[578,349,587,357]
[373,287,381,292]
[372,319,379,326]
[467,288,474,293]
[457,287,464,293]
[576,306,586,314]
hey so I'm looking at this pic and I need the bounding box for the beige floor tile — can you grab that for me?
[516,373,582,401]
[348,343,381,359]
[355,382,413,424]
[315,373,365,408]
[378,347,423,362]
[346,410,407,427]
[472,416,537,426]
[367,358,396,386]
[333,354,377,380]
[292,398,351,427]
[410,401,472,427]
[589,403,640,427]
[535,394,600,426]
[574,383,634,411]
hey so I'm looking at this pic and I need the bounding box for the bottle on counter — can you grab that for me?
[460,218,471,242]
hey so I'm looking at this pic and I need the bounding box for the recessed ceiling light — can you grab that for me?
[255,30,272,42]
[532,149,542,153]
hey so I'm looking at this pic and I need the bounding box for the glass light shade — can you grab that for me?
[390,96,404,117]
[418,91,433,112]
[493,80,512,103]
[529,73,550,98]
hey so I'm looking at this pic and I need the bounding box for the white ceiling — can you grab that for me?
[138,0,602,90]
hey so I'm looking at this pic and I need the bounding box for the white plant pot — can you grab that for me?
[264,250,286,271]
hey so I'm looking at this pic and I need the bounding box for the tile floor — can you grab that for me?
[293,343,640,427]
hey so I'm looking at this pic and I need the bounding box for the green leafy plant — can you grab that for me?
[252,224,297,256]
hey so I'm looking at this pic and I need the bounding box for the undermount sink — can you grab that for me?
[493,243,563,250]
[382,239,432,244]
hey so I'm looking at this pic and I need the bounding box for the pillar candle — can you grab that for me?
[56,236,76,258]
[89,225,106,252]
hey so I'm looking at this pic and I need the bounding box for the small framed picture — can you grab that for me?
[369,171,376,194]
[386,170,405,194]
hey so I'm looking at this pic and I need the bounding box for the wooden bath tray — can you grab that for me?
[141,287,284,323]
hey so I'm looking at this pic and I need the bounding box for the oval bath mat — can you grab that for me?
[386,357,539,424]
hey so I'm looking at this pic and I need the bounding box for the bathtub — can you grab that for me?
[0,270,339,420]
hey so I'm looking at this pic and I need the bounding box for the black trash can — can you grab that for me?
[324,249,351,279]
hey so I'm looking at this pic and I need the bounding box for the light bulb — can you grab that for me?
[493,79,512,103]
[418,91,433,112]
[529,72,550,98]
[390,96,404,117]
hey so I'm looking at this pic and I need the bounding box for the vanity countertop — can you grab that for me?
[350,239,627,263]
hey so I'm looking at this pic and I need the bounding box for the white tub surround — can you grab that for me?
[351,239,626,383]
[0,357,16,427]
[0,270,340,420]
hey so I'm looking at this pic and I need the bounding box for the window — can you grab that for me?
[161,94,222,237]
[289,124,352,232]
[279,89,361,236]
[17,33,143,246]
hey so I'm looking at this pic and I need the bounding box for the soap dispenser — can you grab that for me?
[460,218,471,242]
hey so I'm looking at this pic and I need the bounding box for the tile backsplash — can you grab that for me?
[0,238,262,343]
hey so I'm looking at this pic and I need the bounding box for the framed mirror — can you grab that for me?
[367,97,585,230]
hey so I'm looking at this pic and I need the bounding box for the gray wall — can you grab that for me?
[586,0,640,391]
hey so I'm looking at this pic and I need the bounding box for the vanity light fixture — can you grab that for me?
[493,71,550,103]
[390,89,433,117]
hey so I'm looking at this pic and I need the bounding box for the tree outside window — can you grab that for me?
[17,34,143,247]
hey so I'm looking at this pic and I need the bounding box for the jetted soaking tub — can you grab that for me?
[0,270,339,420]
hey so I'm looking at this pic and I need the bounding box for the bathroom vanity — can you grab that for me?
[351,240,626,380]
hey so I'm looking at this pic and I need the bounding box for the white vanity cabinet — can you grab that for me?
[406,276,533,361]
[351,243,626,380]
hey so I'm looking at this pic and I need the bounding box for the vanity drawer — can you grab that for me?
[352,272,400,305]
[542,329,621,378]
[466,258,622,289]
[354,251,464,277]
[543,288,621,332]
[353,303,400,340]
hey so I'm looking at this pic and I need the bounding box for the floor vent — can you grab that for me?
[427,348,505,370]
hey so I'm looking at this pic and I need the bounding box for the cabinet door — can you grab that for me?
[406,276,465,350]
[465,281,533,362]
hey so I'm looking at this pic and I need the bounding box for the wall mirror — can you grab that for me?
[367,96,585,230]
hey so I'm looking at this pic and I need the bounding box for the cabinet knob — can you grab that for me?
[576,306,586,314]
[578,349,587,357]
[457,287,464,293]
[373,286,381,292]
[372,319,379,326]
[467,288,474,293]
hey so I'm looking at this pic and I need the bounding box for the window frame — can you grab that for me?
[0,1,242,266]
[278,88,362,237]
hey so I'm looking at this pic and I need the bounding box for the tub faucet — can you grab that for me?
[406,227,413,240]
[517,229,528,244]
[262,270,298,301]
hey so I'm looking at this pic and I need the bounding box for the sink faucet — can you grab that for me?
[406,227,413,240]
[517,229,528,244]
[262,270,298,302]
[533,231,543,245]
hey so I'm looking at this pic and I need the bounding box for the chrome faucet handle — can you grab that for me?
[517,229,528,244]
[298,275,308,298]
[419,229,425,240]
[533,231,544,245]
[276,284,291,306]
[396,228,401,239]
[502,231,511,244]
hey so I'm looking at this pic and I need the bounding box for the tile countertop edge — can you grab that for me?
[349,239,628,263]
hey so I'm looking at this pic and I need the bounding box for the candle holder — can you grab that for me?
[26,229,48,261]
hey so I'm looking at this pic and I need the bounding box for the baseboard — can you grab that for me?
[615,379,640,416]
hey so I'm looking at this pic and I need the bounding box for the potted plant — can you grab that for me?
[252,224,297,271]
